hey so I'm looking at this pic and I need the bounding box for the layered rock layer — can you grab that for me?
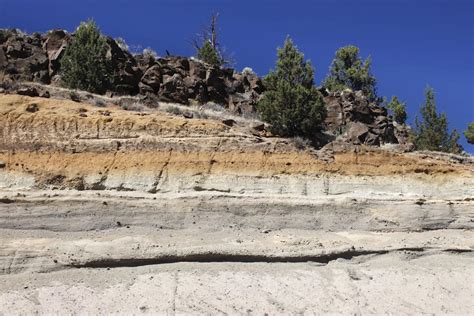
[0,94,473,314]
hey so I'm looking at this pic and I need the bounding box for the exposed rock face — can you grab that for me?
[0,94,473,313]
[0,29,412,149]
[0,29,49,83]
[0,29,263,113]
[324,90,400,146]
[0,94,473,314]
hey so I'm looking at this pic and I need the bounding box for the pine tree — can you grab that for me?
[197,41,223,67]
[323,45,377,102]
[464,122,474,145]
[414,87,460,153]
[387,96,407,125]
[60,19,112,94]
[257,37,326,138]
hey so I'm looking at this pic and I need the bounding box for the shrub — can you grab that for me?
[197,41,223,67]
[242,67,255,76]
[257,37,326,139]
[413,87,460,153]
[323,45,377,102]
[121,102,146,112]
[94,99,106,107]
[142,48,158,61]
[464,122,474,145]
[292,136,311,150]
[165,106,182,115]
[60,19,112,94]
[386,96,407,125]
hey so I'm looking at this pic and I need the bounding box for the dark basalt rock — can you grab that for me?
[0,28,411,149]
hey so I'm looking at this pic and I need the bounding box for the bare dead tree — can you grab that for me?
[191,12,234,67]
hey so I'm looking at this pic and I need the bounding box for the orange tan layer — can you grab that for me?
[0,150,472,178]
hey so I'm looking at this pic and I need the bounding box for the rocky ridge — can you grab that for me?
[1,28,410,149]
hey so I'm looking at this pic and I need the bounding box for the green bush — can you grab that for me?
[323,45,377,102]
[197,41,223,67]
[386,96,407,125]
[60,19,112,94]
[464,122,474,145]
[414,87,460,153]
[257,37,326,138]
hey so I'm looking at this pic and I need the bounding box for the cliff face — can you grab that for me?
[0,94,471,192]
[1,28,413,150]
[0,94,473,314]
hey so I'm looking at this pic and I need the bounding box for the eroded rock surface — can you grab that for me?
[0,94,473,314]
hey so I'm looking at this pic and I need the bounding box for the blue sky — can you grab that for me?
[1,0,473,150]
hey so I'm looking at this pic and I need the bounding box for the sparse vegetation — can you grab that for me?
[323,45,378,102]
[165,105,183,115]
[121,102,146,112]
[142,48,158,61]
[292,136,311,150]
[257,37,326,139]
[387,96,407,125]
[413,87,460,153]
[60,19,112,94]
[94,99,106,107]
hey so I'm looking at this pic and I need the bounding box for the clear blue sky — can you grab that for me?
[1,0,473,150]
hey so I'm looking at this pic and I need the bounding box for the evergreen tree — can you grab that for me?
[60,19,112,94]
[197,41,223,67]
[414,87,460,153]
[257,37,326,138]
[323,45,377,102]
[464,122,474,145]
[386,96,407,125]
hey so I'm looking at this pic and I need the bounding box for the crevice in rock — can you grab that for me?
[67,247,471,270]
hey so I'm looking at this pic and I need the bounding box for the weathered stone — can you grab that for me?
[183,112,193,119]
[252,123,265,132]
[222,119,236,127]
[140,65,162,92]
[0,48,7,68]
[25,103,39,113]
[365,132,380,146]
[189,60,206,79]
[17,87,39,97]
[346,122,369,143]
[106,37,142,95]
[43,30,68,76]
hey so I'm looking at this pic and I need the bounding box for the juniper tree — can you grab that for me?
[323,45,377,102]
[60,19,112,94]
[464,122,474,145]
[257,37,326,138]
[387,96,408,125]
[414,87,460,153]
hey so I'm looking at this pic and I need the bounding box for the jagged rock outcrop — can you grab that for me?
[1,28,412,149]
[323,90,403,146]
[0,29,263,113]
